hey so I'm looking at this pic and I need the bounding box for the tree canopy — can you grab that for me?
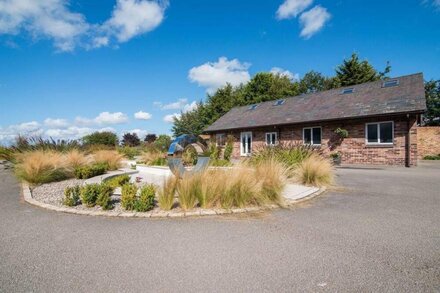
[82,131,118,146]
[424,80,440,126]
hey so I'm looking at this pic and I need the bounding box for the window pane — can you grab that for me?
[304,129,311,144]
[312,128,321,145]
[247,135,252,153]
[367,124,378,143]
[380,122,393,143]
[272,133,277,145]
[266,133,270,145]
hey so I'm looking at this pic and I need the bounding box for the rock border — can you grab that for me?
[22,177,325,219]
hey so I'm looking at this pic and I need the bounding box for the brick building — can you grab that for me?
[204,73,427,167]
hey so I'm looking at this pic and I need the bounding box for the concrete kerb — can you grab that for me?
[22,173,326,219]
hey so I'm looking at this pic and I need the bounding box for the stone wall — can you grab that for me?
[214,115,418,166]
[417,126,440,159]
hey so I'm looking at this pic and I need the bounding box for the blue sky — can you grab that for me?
[0,0,439,144]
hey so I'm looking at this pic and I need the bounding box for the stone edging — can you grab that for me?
[22,182,325,219]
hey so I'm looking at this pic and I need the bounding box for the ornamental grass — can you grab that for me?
[14,150,69,184]
[293,154,334,187]
[157,176,178,210]
[93,150,123,170]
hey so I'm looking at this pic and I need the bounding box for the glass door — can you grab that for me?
[240,132,252,156]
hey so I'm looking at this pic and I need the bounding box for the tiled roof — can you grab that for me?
[205,73,426,132]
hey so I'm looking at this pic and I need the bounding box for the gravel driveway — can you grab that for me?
[0,161,439,292]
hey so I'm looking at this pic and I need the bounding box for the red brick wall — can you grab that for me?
[417,127,440,159]
[214,115,419,166]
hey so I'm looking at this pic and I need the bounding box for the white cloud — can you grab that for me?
[163,113,180,123]
[75,112,128,126]
[44,118,69,128]
[45,126,116,139]
[154,99,198,114]
[95,111,128,124]
[0,0,168,52]
[0,121,43,144]
[0,0,89,52]
[103,0,167,43]
[134,111,152,120]
[276,0,313,19]
[125,128,149,138]
[299,5,331,39]
[270,67,299,81]
[182,101,197,113]
[188,57,251,93]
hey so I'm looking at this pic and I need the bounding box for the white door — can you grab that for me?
[240,132,252,156]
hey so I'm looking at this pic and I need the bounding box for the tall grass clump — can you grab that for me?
[65,149,89,170]
[158,176,177,210]
[93,150,123,170]
[222,167,260,208]
[255,159,288,204]
[250,142,319,172]
[176,174,200,210]
[198,170,224,208]
[140,151,167,166]
[294,154,334,187]
[15,150,69,184]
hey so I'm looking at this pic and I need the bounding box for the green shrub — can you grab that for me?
[105,174,130,188]
[121,183,138,210]
[223,136,234,161]
[63,185,80,206]
[210,159,232,167]
[423,154,440,160]
[80,184,101,207]
[334,128,349,138]
[135,184,156,212]
[117,146,140,160]
[74,163,107,179]
[158,176,177,210]
[208,143,220,160]
[96,184,114,210]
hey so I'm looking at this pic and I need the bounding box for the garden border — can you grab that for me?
[22,174,326,218]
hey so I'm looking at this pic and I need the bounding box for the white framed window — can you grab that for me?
[365,121,394,145]
[240,132,252,156]
[215,133,226,147]
[303,127,322,146]
[265,132,278,146]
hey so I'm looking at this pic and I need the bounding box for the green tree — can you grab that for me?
[82,131,118,146]
[121,132,141,147]
[298,71,338,93]
[240,72,299,104]
[335,53,391,86]
[154,135,172,152]
[424,80,440,126]
[172,102,207,136]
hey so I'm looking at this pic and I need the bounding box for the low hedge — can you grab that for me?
[74,163,107,179]
[423,154,440,160]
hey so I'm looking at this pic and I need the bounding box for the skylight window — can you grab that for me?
[383,79,399,88]
[341,88,354,94]
[248,104,258,110]
[273,99,285,106]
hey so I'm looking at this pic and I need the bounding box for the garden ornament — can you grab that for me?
[167,134,210,178]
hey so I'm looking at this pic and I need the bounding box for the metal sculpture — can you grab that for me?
[167,134,210,178]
